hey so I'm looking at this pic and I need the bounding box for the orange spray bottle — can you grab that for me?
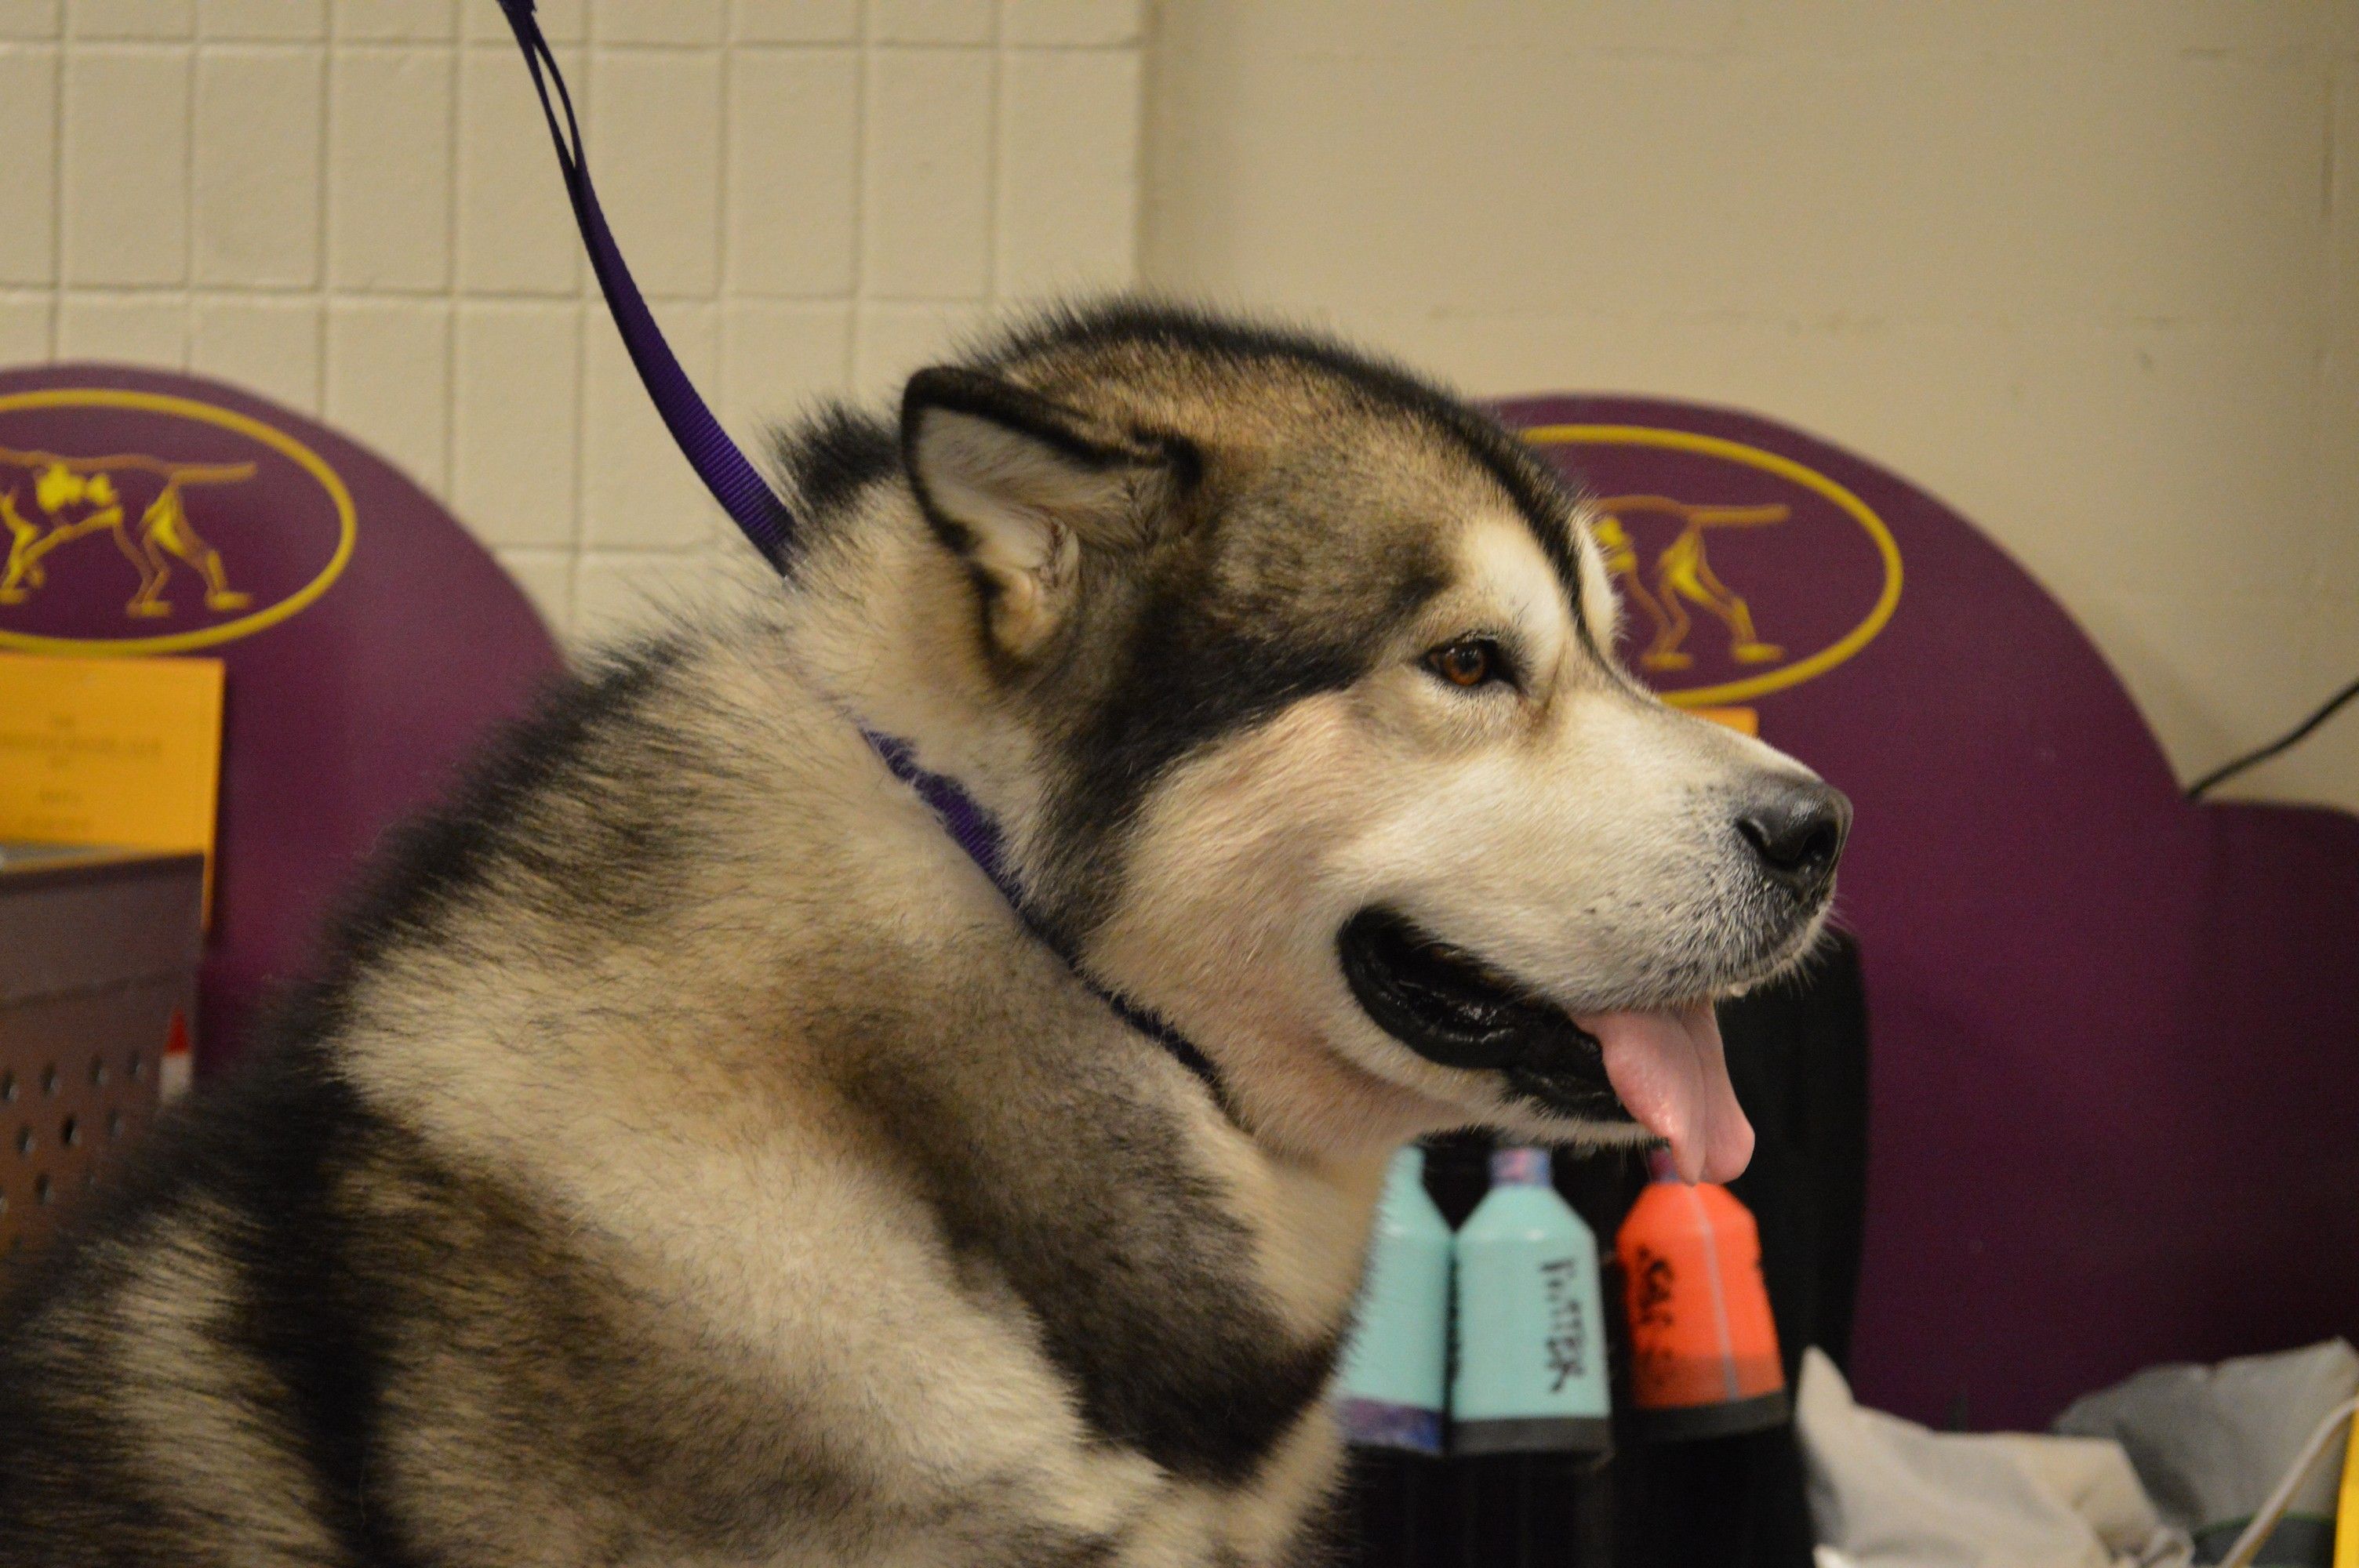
[1615,1149,1788,1439]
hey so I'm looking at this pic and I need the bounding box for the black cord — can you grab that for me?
[2185,672,2359,799]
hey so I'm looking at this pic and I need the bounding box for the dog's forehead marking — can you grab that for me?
[1376,414,1594,657]
[1459,513,1572,668]
[1568,508,1623,654]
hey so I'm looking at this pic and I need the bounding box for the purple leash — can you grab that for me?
[493,0,1225,1099]
[497,6,792,568]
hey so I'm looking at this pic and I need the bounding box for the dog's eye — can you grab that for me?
[1425,639,1504,689]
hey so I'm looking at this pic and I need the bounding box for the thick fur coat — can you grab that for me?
[0,304,1844,1566]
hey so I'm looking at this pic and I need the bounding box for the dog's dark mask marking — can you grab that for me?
[1037,567,1443,939]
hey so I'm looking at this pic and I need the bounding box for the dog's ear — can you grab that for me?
[902,366,1188,659]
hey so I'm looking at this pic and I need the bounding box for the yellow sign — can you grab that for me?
[0,652,225,909]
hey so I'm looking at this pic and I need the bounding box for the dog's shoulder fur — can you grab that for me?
[0,606,1375,1566]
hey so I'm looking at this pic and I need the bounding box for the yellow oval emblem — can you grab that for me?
[1521,424,1903,707]
[0,389,357,656]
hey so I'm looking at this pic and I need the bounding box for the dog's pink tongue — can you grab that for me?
[1581,1004,1754,1185]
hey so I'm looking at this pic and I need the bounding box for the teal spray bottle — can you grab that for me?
[1451,1145,1615,1567]
[1334,1145,1454,1568]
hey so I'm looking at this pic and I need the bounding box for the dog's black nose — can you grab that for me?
[1736,782,1851,898]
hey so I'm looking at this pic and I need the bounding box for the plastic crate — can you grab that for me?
[0,843,202,1268]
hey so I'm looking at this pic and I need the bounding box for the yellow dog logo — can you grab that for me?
[0,447,257,619]
[1593,495,1790,672]
[1518,424,1903,709]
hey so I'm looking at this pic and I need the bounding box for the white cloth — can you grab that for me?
[1796,1348,2194,1568]
[2053,1338,2359,1555]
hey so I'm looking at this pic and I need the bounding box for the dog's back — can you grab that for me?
[2,1043,413,1563]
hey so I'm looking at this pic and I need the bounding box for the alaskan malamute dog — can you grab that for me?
[0,303,1845,1565]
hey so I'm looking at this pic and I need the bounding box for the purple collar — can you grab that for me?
[495,1,1225,1105]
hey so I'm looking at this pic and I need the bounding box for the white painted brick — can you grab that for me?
[340,0,456,41]
[327,47,453,291]
[0,46,56,285]
[589,0,720,45]
[0,0,1149,669]
[2260,586,2359,807]
[325,296,451,492]
[2314,343,2359,589]
[1158,1,1739,63]
[1970,327,2320,604]
[720,299,852,441]
[861,49,992,299]
[1731,2,2322,63]
[190,294,321,410]
[2303,584,2359,701]
[997,48,1136,297]
[0,294,53,359]
[56,293,187,364]
[729,0,854,45]
[2331,52,2357,351]
[460,0,576,43]
[852,299,989,400]
[452,299,578,547]
[867,0,990,45]
[1149,5,2335,332]
[197,0,322,40]
[456,42,581,294]
[0,2,57,38]
[493,544,573,634]
[572,546,734,640]
[1002,0,1140,47]
[2077,586,2306,793]
[726,47,856,297]
[584,47,722,299]
[60,47,189,286]
[192,45,322,286]
[582,299,722,548]
[67,0,191,38]
[2117,578,2359,811]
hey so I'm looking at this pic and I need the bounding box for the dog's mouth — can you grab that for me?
[1336,908,1753,1182]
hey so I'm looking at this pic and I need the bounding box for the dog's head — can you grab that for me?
[807,305,1847,1173]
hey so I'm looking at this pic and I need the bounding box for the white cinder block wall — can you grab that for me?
[0,0,1143,638]
[1144,3,2359,813]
